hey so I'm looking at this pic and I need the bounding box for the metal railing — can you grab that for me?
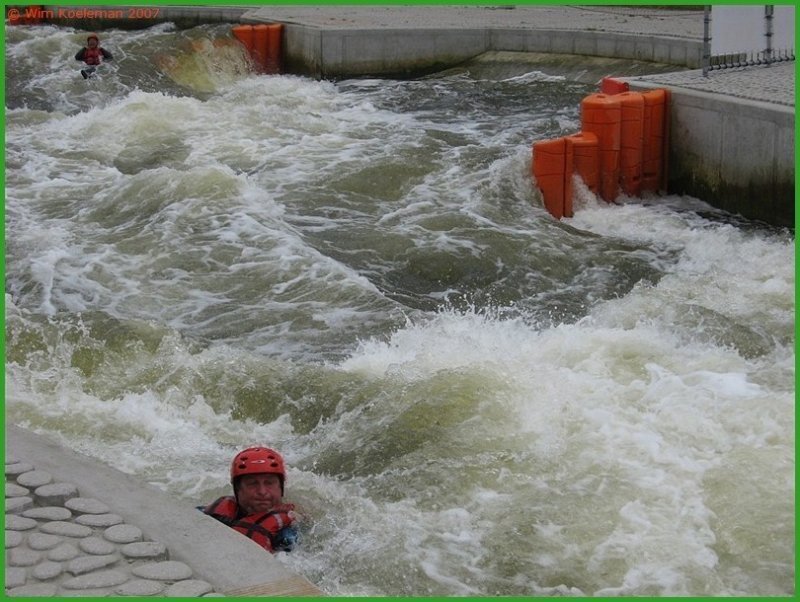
[706,48,796,71]
[702,5,795,77]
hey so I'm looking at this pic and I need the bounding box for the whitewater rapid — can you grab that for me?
[5,22,794,596]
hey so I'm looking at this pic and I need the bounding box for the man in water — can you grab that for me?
[201,446,299,552]
[75,33,113,79]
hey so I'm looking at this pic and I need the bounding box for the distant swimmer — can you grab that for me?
[75,33,113,79]
[200,446,301,553]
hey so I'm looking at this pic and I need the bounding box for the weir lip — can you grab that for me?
[448,51,687,84]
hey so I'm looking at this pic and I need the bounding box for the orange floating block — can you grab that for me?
[252,24,270,71]
[600,77,630,95]
[264,23,283,74]
[231,23,282,73]
[565,131,599,216]
[232,24,255,53]
[532,138,567,219]
[581,93,621,202]
[618,91,645,197]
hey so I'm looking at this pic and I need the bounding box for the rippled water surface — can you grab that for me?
[5,23,795,596]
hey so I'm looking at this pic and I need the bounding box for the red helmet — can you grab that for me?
[230,446,286,494]
[87,33,99,43]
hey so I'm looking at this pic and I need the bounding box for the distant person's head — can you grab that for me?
[230,446,286,514]
[87,34,99,48]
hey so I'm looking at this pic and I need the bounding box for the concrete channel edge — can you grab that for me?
[5,424,323,597]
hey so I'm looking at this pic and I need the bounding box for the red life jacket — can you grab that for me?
[203,496,296,553]
[83,47,102,66]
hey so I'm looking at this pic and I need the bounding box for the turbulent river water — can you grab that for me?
[5,23,795,596]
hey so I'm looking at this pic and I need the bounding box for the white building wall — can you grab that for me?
[711,5,795,55]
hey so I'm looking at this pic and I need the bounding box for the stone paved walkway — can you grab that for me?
[5,455,221,597]
[632,61,795,107]
[246,5,705,39]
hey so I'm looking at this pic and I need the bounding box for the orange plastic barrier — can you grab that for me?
[564,131,599,216]
[580,93,621,202]
[231,23,283,73]
[569,132,599,195]
[530,84,669,219]
[618,91,645,197]
[532,138,567,219]
[641,88,669,193]
[600,77,629,95]
[252,24,269,68]
[264,23,283,74]
[232,24,255,59]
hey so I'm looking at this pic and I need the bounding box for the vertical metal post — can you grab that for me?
[765,5,774,66]
[703,5,711,77]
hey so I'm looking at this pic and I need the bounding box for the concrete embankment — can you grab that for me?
[627,65,795,228]
[255,12,702,79]
[5,425,322,597]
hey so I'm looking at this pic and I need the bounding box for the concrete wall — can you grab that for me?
[281,24,324,80]
[283,27,490,79]
[282,27,703,79]
[629,81,794,227]
[489,29,702,70]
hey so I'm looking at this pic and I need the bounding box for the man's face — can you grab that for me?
[88,38,98,48]
[236,473,282,515]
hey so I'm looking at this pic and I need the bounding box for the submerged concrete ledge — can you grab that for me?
[5,425,323,597]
